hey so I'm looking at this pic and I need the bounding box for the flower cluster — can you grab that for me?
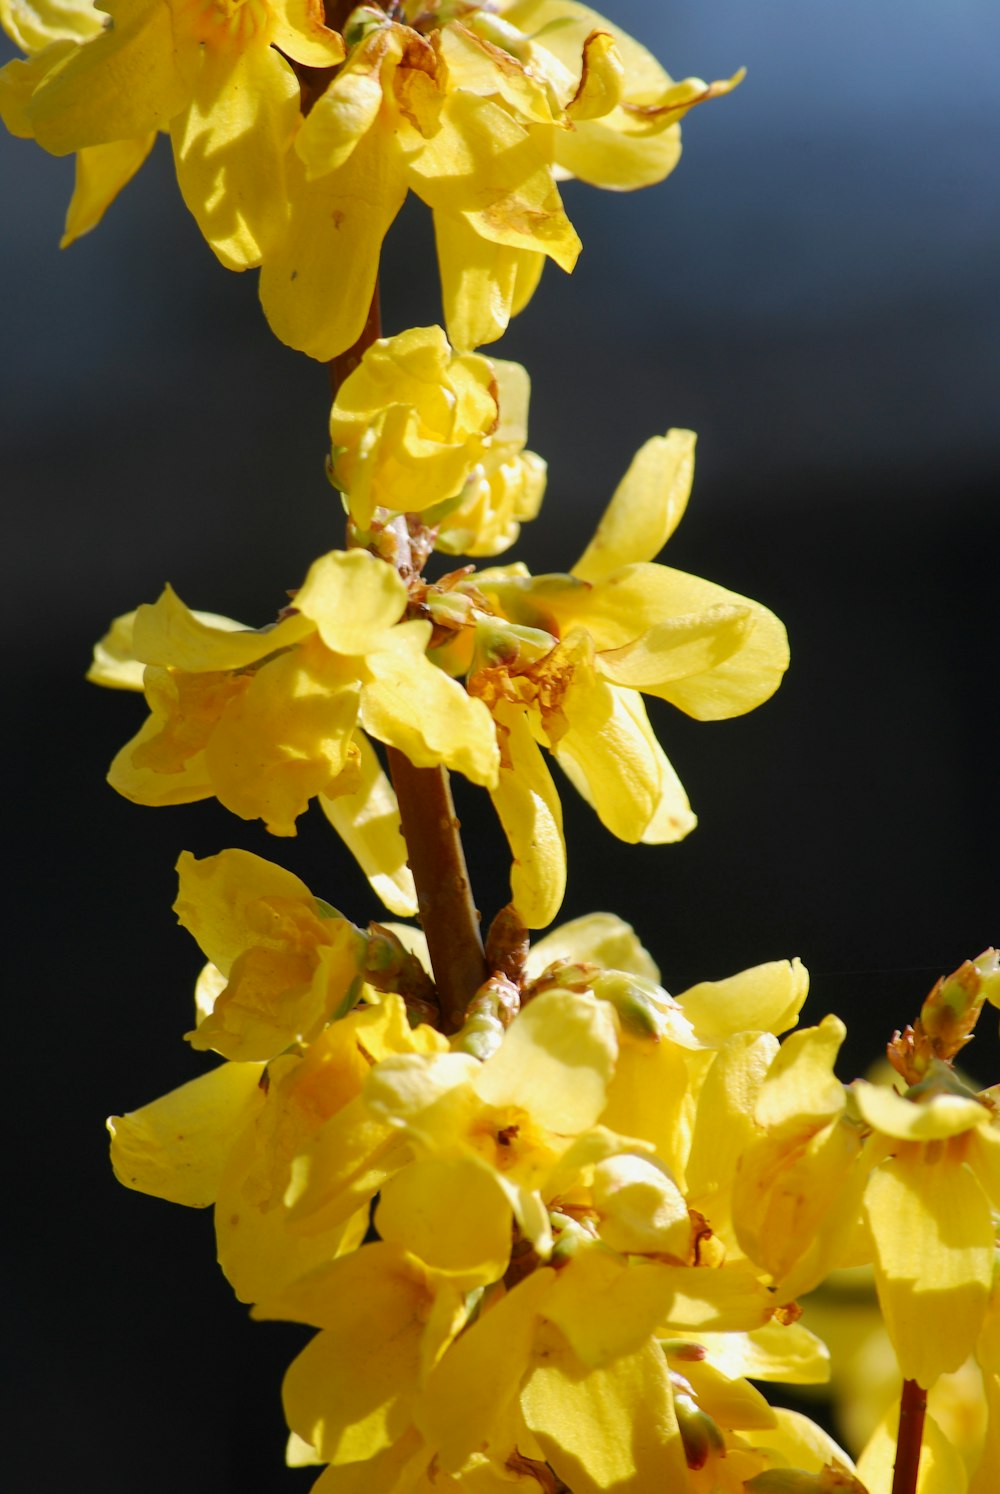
[112,879,873,1490]
[1,0,740,355]
[90,323,788,927]
[9,0,994,1486]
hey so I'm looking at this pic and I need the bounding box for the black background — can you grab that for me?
[2,1,999,1487]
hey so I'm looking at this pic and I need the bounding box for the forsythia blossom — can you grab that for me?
[1,0,741,354]
[110,899,867,1490]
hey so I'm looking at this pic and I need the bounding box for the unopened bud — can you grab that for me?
[919,953,994,1060]
[343,5,386,49]
[485,903,529,985]
[673,1392,724,1470]
[590,970,671,1040]
[364,923,436,1005]
[471,616,555,671]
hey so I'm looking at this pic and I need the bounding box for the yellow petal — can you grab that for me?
[969,1372,1000,1494]
[131,582,308,670]
[28,0,189,153]
[205,638,362,835]
[733,1116,866,1297]
[171,40,299,270]
[88,608,145,689]
[438,19,556,126]
[216,1122,368,1303]
[573,430,696,581]
[679,958,809,1044]
[522,1331,687,1493]
[1,0,102,53]
[408,89,581,272]
[526,911,660,982]
[755,1014,847,1134]
[550,563,789,720]
[375,1156,513,1286]
[0,42,75,138]
[592,1154,691,1258]
[434,208,529,351]
[566,31,625,122]
[329,327,498,526]
[681,1357,777,1431]
[174,847,315,973]
[362,621,500,789]
[108,710,214,805]
[256,1243,443,1464]
[657,1262,778,1334]
[866,1144,994,1386]
[270,0,344,69]
[852,1080,992,1141]
[556,674,691,843]
[259,127,408,362]
[416,1269,555,1472]
[319,733,417,918]
[489,698,566,930]
[546,1249,680,1367]
[596,603,754,692]
[751,1406,856,1474]
[694,1322,831,1385]
[107,1059,265,1207]
[294,549,408,655]
[296,58,383,178]
[475,987,617,1134]
[61,131,155,246]
[685,1031,780,1217]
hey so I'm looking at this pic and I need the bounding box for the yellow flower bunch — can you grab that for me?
[111,888,863,1490]
[1,0,741,353]
[9,0,992,1483]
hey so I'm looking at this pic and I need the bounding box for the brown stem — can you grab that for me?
[386,747,488,1032]
[891,1378,927,1494]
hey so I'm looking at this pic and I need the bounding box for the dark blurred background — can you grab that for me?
[3,0,999,1486]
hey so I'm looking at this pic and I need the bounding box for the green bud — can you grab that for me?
[590,970,671,1040]
[471,615,555,671]
[344,6,387,49]
[673,1392,724,1470]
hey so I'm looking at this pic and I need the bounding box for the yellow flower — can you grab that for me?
[434,357,548,559]
[89,547,498,907]
[364,985,620,1272]
[462,431,788,927]
[109,991,449,1302]
[329,326,500,530]
[730,1016,870,1303]
[260,2,741,358]
[0,0,157,245]
[853,1071,1000,1389]
[4,0,344,269]
[174,847,369,1062]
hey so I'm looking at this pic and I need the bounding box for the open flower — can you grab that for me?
[462,430,788,927]
[0,0,158,245]
[5,0,344,268]
[89,547,498,893]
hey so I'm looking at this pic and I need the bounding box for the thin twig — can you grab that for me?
[891,1378,927,1494]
